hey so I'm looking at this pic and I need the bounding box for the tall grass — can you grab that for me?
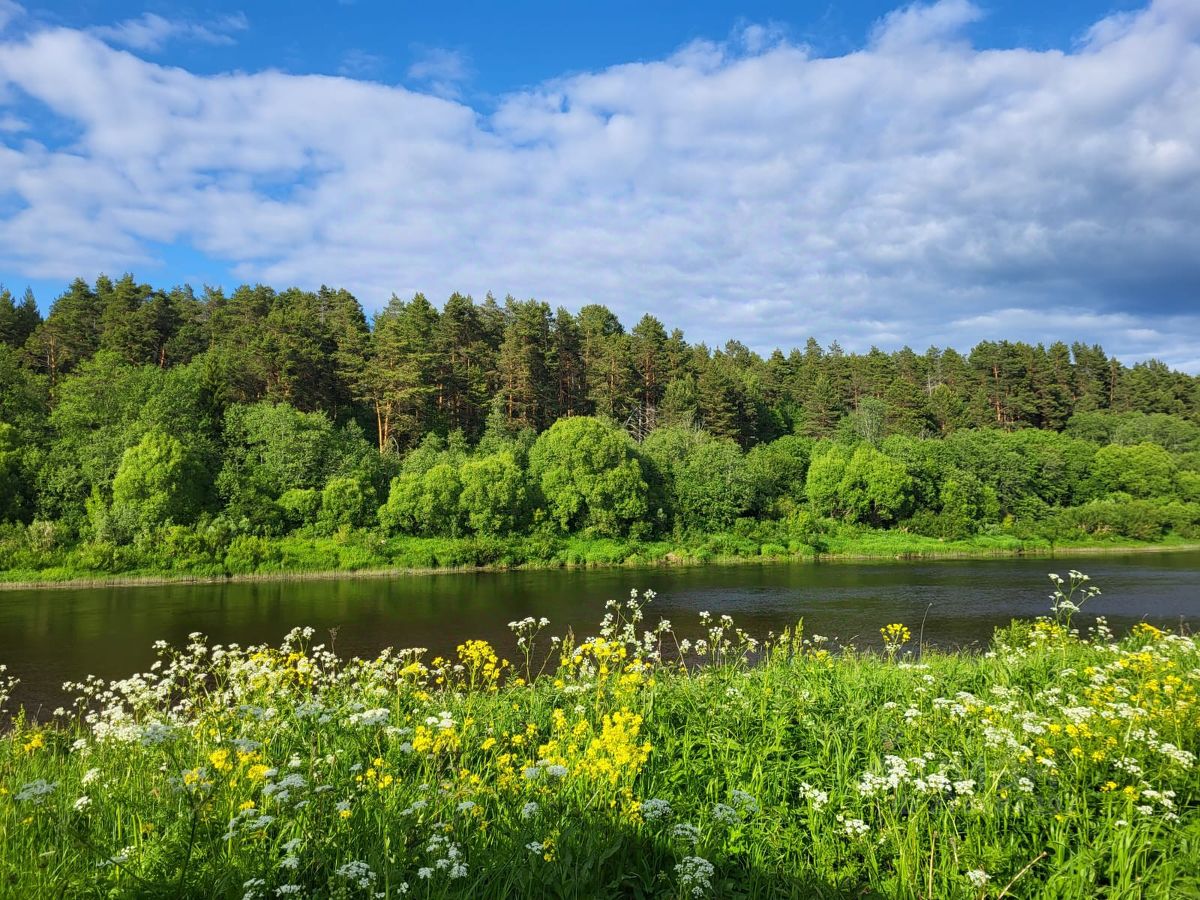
[1,573,1196,897]
[5,515,1195,586]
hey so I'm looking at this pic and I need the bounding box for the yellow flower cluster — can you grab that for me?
[457,640,507,692]
[355,757,395,791]
[880,623,911,652]
[579,710,652,784]
[412,724,461,755]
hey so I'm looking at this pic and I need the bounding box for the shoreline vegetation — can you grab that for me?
[1,573,1197,897]
[4,279,1200,599]
[1,532,1197,592]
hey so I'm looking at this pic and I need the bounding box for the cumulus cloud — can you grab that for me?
[0,0,1199,369]
[90,11,248,52]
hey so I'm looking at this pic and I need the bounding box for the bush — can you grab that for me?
[319,475,375,532]
[459,452,529,536]
[378,465,465,536]
[277,488,320,530]
[224,534,282,574]
[110,428,209,534]
[1056,500,1172,542]
[528,417,650,537]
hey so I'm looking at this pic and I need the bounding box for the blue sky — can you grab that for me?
[2,0,1199,369]
[17,2,1147,92]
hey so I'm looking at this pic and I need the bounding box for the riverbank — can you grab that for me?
[2,526,1198,591]
[2,583,1196,898]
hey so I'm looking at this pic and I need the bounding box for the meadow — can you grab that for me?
[0,572,1196,898]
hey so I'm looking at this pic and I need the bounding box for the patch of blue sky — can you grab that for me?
[21,2,1149,99]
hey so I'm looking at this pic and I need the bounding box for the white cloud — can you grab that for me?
[90,11,248,52]
[0,0,23,34]
[870,0,982,50]
[339,48,385,79]
[1,1,1199,370]
[406,46,471,98]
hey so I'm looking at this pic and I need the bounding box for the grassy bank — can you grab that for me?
[1,522,1198,590]
[1,574,1197,897]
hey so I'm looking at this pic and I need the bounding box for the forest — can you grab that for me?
[1,274,1199,580]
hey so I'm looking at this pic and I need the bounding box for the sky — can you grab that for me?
[1,0,1198,370]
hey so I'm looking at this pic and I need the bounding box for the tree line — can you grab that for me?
[1,275,1199,576]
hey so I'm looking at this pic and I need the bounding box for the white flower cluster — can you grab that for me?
[670,822,701,845]
[335,860,376,890]
[345,707,389,728]
[423,833,467,880]
[640,798,672,822]
[675,856,715,897]
[836,814,870,837]
[797,782,828,809]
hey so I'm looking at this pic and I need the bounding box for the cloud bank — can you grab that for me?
[1,1,1198,369]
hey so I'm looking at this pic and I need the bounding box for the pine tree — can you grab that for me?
[25,278,102,385]
[549,308,587,420]
[367,294,441,452]
[494,299,554,431]
[631,314,669,426]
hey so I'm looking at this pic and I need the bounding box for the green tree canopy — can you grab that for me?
[378,463,465,536]
[459,452,529,536]
[1091,443,1177,499]
[528,417,650,537]
[109,428,208,533]
[673,436,756,532]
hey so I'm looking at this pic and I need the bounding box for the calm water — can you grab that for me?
[2,551,1198,715]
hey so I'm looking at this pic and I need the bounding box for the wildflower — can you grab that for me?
[880,623,911,653]
[336,860,376,889]
[640,798,672,822]
[521,801,540,819]
[73,795,91,812]
[15,779,57,803]
[675,856,715,897]
[712,803,738,825]
[966,870,990,888]
[81,768,101,786]
[730,790,758,815]
[346,708,389,728]
[671,822,701,845]
[836,814,870,837]
[209,749,233,772]
[798,783,828,809]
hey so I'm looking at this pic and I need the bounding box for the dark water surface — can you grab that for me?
[2,551,1198,714]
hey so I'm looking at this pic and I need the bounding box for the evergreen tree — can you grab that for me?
[25,278,102,384]
[494,299,554,431]
[0,287,41,349]
[367,294,440,452]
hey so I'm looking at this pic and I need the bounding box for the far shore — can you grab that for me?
[2,539,1197,592]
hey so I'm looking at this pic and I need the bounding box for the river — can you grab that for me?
[2,550,1198,715]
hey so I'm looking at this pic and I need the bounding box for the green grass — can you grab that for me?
[2,520,1196,588]
[1,575,1197,897]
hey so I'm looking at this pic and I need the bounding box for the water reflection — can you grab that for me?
[2,551,1197,715]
